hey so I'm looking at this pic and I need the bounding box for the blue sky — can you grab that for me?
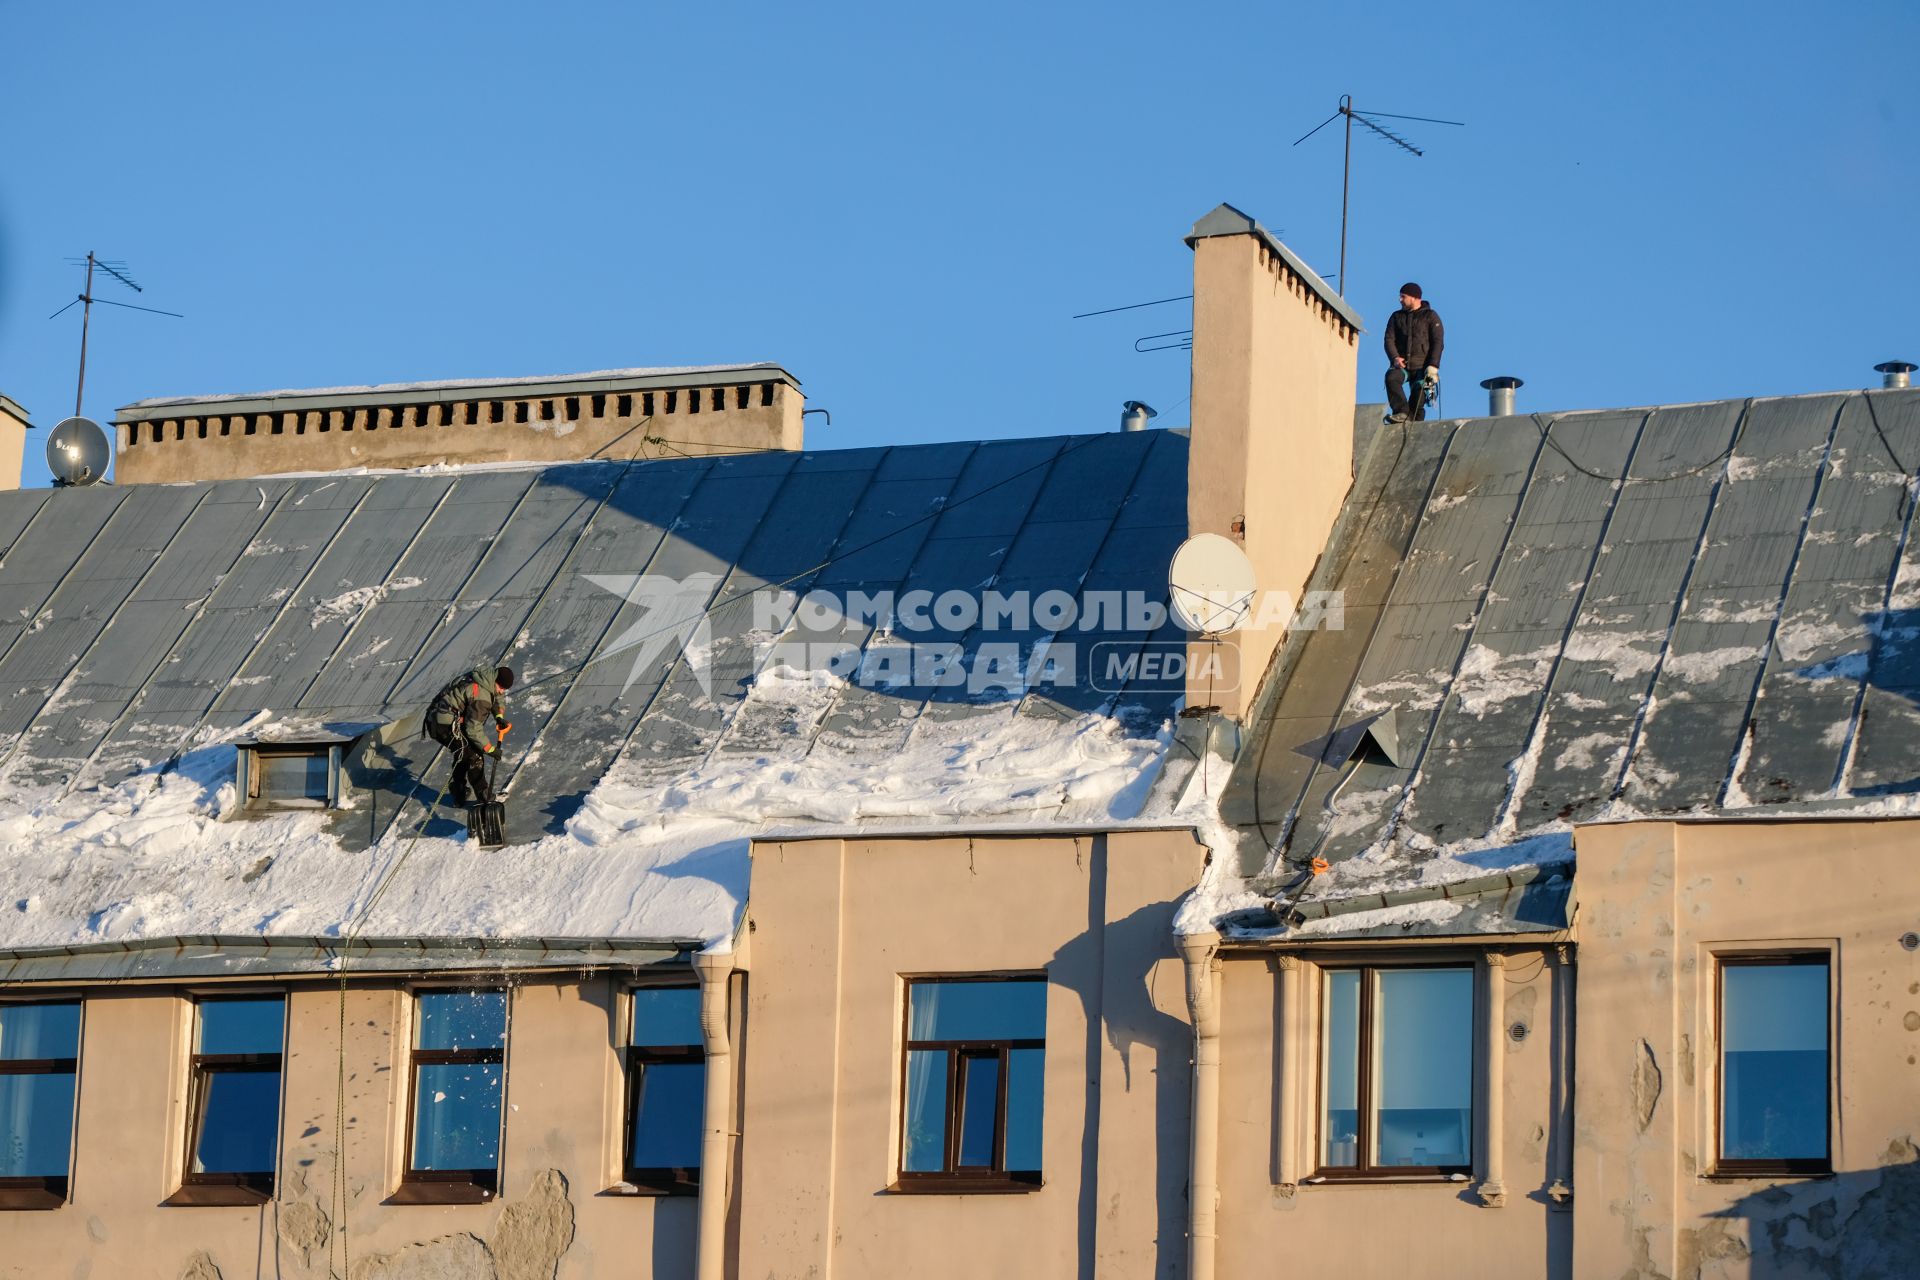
[2,1,1914,486]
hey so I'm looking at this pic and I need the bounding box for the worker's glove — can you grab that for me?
[480,742,496,755]
[1423,366,1439,383]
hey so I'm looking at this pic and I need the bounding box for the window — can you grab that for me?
[402,990,507,1201]
[623,986,705,1192]
[1717,954,1830,1176]
[0,1001,81,1210]
[899,976,1045,1189]
[176,995,284,1203]
[238,743,342,810]
[1318,965,1473,1178]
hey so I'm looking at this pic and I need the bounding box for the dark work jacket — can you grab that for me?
[427,665,508,754]
[1384,304,1445,370]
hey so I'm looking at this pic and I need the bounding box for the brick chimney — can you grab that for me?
[0,395,31,490]
[1185,204,1362,718]
[112,363,804,485]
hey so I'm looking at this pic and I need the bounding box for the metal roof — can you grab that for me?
[117,362,799,421]
[1218,386,1920,933]
[0,429,1186,853]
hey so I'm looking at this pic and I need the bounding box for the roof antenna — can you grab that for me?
[48,252,183,417]
[1293,96,1465,296]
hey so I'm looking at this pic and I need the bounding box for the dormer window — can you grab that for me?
[236,742,344,811]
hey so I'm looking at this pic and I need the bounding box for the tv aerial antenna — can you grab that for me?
[1293,96,1464,296]
[48,252,183,418]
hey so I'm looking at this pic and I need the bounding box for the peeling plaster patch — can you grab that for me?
[1677,1220,1750,1279]
[1750,1138,1920,1278]
[1633,1039,1663,1133]
[348,1233,494,1280]
[1679,1033,1695,1087]
[179,1253,223,1280]
[491,1168,576,1280]
[279,1198,331,1269]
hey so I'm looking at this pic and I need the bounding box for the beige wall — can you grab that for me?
[1212,944,1573,1280]
[113,380,804,485]
[0,972,700,1280]
[1571,818,1920,1280]
[735,829,1207,1280]
[1187,230,1359,718]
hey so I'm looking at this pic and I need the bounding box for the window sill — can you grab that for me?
[886,1177,1044,1195]
[165,1182,272,1207]
[0,1180,67,1211]
[387,1179,496,1205]
[1301,1173,1473,1186]
[1701,1168,1833,1182]
[600,1180,699,1198]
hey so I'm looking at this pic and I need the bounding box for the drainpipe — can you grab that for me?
[1477,951,1508,1208]
[1181,930,1223,1280]
[694,948,737,1280]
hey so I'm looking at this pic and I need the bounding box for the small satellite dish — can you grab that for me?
[1168,533,1258,634]
[47,416,110,487]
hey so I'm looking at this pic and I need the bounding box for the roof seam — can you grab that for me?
[0,485,216,784]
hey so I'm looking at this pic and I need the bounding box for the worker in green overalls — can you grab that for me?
[425,664,514,804]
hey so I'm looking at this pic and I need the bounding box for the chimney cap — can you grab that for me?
[1184,203,1365,334]
[1479,376,1525,391]
[1874,361,1917,375]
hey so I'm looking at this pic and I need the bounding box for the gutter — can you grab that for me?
[694,949,737,1280]
[1180,930,1223,1280]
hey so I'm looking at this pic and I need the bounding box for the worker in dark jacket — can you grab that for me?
[1384,282,1444,423]
[425,664,514,804]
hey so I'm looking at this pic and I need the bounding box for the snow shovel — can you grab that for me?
[466,749,506,848]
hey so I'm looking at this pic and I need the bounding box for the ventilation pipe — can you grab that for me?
[1479,376,1524,417]
[1875,361,1915,390]
[1121,400,1158,432]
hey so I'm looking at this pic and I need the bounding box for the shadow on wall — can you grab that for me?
[1049,849,1192,1280]
[1701,1143,1920,1278]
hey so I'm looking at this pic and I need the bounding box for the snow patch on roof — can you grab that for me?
[124,364,787,410]
[0,672,1172,957]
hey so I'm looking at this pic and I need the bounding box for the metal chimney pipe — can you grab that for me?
[1479,376,1524,417]
[1121,400,1158,432]
[1875,362,1915,390]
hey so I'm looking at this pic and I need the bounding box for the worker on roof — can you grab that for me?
[1384,282,1444,424]
[425,664,514,805]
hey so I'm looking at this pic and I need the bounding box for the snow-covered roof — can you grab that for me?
[0,430,1189,961]
[1197,385,1920,939]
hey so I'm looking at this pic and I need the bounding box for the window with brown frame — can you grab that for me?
[1716,953,1831,1177]
[0,1000,81,1210]
[1315,965,1474,1180]
[622,986,705,1192]
[172,995,285,1204]
[398,989,507,1203]
[897,976,1045,1190]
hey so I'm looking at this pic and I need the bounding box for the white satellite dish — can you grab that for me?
[1168,533,1258,634]
[47,417,111,487]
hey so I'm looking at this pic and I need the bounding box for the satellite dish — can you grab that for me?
[1168,533,1258,635]
[47,417,110,487]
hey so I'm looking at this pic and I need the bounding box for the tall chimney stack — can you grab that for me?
[0,395,31,490]
[1875,361,1915,390]
[1186,204,1362,718]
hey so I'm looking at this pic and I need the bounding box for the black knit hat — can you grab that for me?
[1399,282,1423,300]
[495,665,516,690]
